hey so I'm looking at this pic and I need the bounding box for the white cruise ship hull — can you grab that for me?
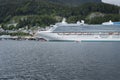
[35,31,120,42]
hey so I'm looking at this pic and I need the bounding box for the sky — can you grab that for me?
[102,0,120,6]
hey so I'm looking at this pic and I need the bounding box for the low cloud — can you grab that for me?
[102,0,120,6]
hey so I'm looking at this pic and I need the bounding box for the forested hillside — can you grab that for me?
[0,0,101,6]
[0,0,119,29]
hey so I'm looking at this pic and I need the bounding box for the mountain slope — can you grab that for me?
[0,0,101,6]
[46,0,101,5]
[0,0,119,27]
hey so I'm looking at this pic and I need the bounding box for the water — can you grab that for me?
[0,40,120,80]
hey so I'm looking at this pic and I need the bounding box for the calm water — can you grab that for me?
[0,40,120,80]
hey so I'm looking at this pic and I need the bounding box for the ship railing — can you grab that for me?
[56,32,120,35]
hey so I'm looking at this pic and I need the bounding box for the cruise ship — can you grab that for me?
[35,19,120,42]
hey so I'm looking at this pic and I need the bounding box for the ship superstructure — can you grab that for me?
[35,19,120,42]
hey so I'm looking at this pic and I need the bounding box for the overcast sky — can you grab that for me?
[102,0,120,6]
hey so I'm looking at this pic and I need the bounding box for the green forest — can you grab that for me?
[0,0,120,30]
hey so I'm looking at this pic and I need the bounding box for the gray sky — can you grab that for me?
[102,0,120,6]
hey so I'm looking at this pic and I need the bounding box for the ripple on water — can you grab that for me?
[0,40,120,80]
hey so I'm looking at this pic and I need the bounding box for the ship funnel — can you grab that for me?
[102,20,113,25]
[109,20,112,23]
[77,21,81,24]
[62,18,67,24]
[81,20,85,24]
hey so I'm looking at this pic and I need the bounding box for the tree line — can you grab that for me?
[0,1,120,29]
